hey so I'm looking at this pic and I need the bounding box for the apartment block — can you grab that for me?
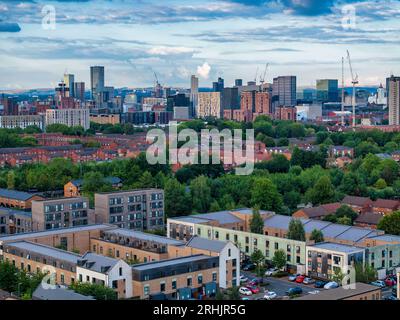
[94,189,164,231]
[0,115,45,130]
[45,108,90,130]
[31,197,93,231]
[0,188,44,210]
[197,92,222,118]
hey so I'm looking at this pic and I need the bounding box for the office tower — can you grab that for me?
[63,74,75,98]
[167,93,190,112]
[222,87,239,120]
[73,82,85,101]
[190,75,199,118]
[90,66,105,102]
[212,77,224,92]
[316,79,339,103]
[235,79,243,87]
[388,76,400,125]
[197,92,222,118]
[272,76,296,111]
[2,97,19,115]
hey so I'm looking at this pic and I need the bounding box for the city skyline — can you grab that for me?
[0,0,399,90]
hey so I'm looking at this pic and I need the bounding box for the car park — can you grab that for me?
[265,268,279,276]
[314,281,327,288]
[303,277,315,285]
[286,287,303,295]
[308,290,320,295]
[248,278,260,286]
[370,280,386,288]
[240,275,248,283]
[324,281,339,289]
[295,275,305,283]
[239,287,253,296]
[288,274,299,281]
[246,286,260,294]
[242,263,256,271]
[263,291,278,300]
[385,277,397,287]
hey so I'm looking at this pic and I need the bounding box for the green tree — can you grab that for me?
[332,267,344,284]
[287,219,305,241]
[226,286,240,300]
[138,171,154,188]
[310,229,324,243]
[377,211,400,235]
[335,205,357,223]
[70,282,117,300]
[190,175,212,213]
[6,171,15,189]
[305,175,335,205]
[337,216,352,226]
[374,178,387,189]
[250,207,264,234]
[272,249,287,270]
[164,179,192,217]
[251,249,266,283]
[251,178,283,213]
[0,260,18,292]
[354,262,377,283]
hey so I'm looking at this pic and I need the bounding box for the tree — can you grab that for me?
[251,178,283,213]
[226,286,240,300]
[250,207,264,234]
[138,171,154,188]
[377,211,400,235]
[210,200,221,212]
[332,267,344,284]
[305,175,335,205]
[190,175,212,213]
[272,249,287,270]
[374,178,387,189]
[335,205,357,222]
[6,171,15,189]
[0,261,18,292]
[287,219,305,241]
[337,216,352,225]
[251,249,266,283]
[354,262,377,283]
[164,179,192,217]
[310,229,324,243]
[70,282,117,300]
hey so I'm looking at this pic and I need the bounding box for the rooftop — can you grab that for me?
[0,188,40,201]
[79,252,120,273]
[186,236,228,252]
[33,283,94,301]
[366,234,400,243]
[0,207,32,217]
[341,195,372,207]
[95,188,162,195]
[104,228,185,246]
[132,254,214,271]
[308,242,364,254]
[296,283,380,300]
[191,211,242,225]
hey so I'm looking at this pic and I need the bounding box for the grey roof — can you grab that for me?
[366,234,400,243]
[191,211,242,224]
[308,242,364,254]
[0,224,116,243]
[172,216,211,224]
[0,188,39,201]
[71,177,121,188]
[317,223,352,239]
[335,227,380,243]
[105,228,184,246]
[296,283,380,300]
[0,207,32,217]
[33,283,94,300]
[79,252,119,273]
[186,236,228,252]
[302,220,332,233]
[263,215,308,229]
[132,254,213,271]
[6,241,81,264]
[231,208,273,215]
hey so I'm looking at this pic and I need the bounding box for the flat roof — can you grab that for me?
[186,236,228,252]
[6,241,81,264]
[104,229,185,246]
[33,283,94,300]
[191,211,242,224]
[366,234,400,243]
[296,283,381,300]
[132,254,214,271]
[0,224,116,242]
[308,242,364,254]
[95,188,162,195]
[0,207,32,217]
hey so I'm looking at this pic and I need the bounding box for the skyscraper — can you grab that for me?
[74,82,85,101]
[212,77,224,92]
[235,79,243,87]
[272,76,297,111]
[63,74,75,98]
[190,75,199,118]
[90,66,105,103]
[388,76,400,125]
[316,79,339,103]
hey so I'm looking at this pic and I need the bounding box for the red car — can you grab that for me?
[246,286,260,294]
[295,275,305,283]
[385,277,397,286]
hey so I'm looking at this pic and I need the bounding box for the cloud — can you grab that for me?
[147,46,197,56]
[0,22,20,32]
[197,62,211,79]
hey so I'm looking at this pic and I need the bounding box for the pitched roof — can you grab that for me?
[33,284,94,300]
[342,195,372,207]
[78,252,119,274]
[104,228,185,246]
[354,212,383,226]
[185,236,228,252]
[372,199,400,210]
[191,211,242,225]
[132,254,214,271]
[0,188,40,201]
[308,242,364,254]
[298,203,339,219]
[70,176,122,188]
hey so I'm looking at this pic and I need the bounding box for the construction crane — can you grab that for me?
[154,72,160,86]
[346,50,359,128]
[260,63,269,85]
[254,67,259,84]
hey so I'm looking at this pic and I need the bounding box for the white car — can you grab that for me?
[239,287,253,296]
[240,275,248,283]
[265,268,278,276]
[324,281,339,289]
[308,290,320,295]
[263,291,278,300]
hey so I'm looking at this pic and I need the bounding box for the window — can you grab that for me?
[274,243,279,250]
[245,237,249,244]
[160,282,165,292]
[144,285,150,296]
[215,231,219,239]
[296,256,301,264]
[86,275,90,282]
[119,267,123,276]
[172,279,177,290]
[197,228,201,235]
[228,249,231,257]
[187,277,192,286]
[79,274,82,282]
[234,235,238,242]
[198,274,203,285]
[212,272,217,282]
[61,274,65,284]
[266,241,270,248]
[112,280,118,289]
[226,234,230,241]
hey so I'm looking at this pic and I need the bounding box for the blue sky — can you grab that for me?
[0,0,399,90]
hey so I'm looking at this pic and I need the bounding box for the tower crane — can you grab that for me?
[254,67,259,84]
[260,63,269,85]
[346,50,359,128]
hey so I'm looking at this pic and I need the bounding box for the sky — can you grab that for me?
[0,0,399,90]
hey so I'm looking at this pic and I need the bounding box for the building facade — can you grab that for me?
[0,115,44,130]
[197,92,222,119]
[45,108,90,130]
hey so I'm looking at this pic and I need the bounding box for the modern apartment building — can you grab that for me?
[197,92,222,118]
[45,108,90,130]
[94,189,164,231]
[0,208,32,234]
[316,79,339,103]
[387,75,400,125]
[272,76,297,111]
[0,115,45,130]
[31,197,93,231]
[190,75,199,118]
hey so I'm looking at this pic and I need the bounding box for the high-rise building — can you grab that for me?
[272,76,297,111]
[222,87,239,119]
[388,76,400,125]
[2,97,18,115]
[212,77,224,93]
[63,74,75,98]
[197,92,222,118]
[74,82,85,101]
[45,108,90,130]
[316,79,339,103]
[90,66,105,103]
[255,91,272,115]
[235,79,243,87]
[190,75,199,118]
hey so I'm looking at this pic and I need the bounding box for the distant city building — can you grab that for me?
[0,114,45,130]
[73,82,85,101]
[235,79,243,87]
[1,96,19,115]
[197,92,222,118]
[296,104,322,121]
[272,76,297,111]
[275,106,297,121]
[90,114,120,125]
[254,91,272,116]
[167,93,190,112]
[45,108,90,130]
[63,74,75,98]
[90,66,105,106]
[368,83,387,106]
[388,76,400,125]
[173,106,190,120]
[190,75,199,118]
[316,79,339,103]
[222,87,240,120]
[212,77,224,93]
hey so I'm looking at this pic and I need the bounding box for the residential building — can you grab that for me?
[275,106,297,120]
[94,189,164,231]
[2,97,18,115]
[45,108,90,130]
[74,82,85,101]
[293,203,342,220]
[388,75,400,125]
[197,92,222,118]
[32,283,95,300]
[0,208,32,234]
[0,188,44,210]
[90,114,120,125]
[64,177,122,197]
[31,197,93,231]
[0,115,45,130]
[190,75,199,118]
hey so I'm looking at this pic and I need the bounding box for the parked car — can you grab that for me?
[308,290,320,295]
[324,281,339,289]
[385,277,397,287]
[239,287,253,296]
[295,275,305,283]
[286,287,303,296]
[248,278,260,286]
[303,277,315,285]
[242,263,256,271]
[385,295,398,301]
[246,286,260,294]
[288,274,299,282]
[370,280,386,288]
[241,297,250,300]
[392,287,398,296]
[263,291,278,300]
[314,281,327,288]
[265,268,279,276]
[240,275,248,283]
